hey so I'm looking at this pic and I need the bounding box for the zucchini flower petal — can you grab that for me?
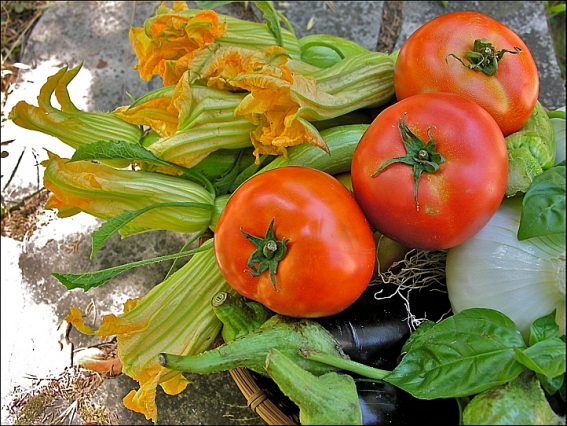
[189,45,394,160]
[114,85,178,138]
[66,239,233,422]
[117,72,255,170]
[8,64,143,167]
[148,76,256,169]
[131,8,227,85]
[42,152,214,237]
[130,4,301,86]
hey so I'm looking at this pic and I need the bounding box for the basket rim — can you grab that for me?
[229,367,299,425]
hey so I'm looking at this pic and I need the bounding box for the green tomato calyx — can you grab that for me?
[241,218,289,291]
[446,38,522,76]
[372,114,445,211]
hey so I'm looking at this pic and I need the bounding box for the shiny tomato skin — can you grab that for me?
[394,11,539,136]
[351,92,508,251]
[214,166,376,318]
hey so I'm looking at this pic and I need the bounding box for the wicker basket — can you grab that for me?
[229,367,300,425]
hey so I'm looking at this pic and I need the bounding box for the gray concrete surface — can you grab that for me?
[1,1,565,425]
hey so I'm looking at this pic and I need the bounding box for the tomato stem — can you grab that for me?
[263,240,278,258]
[372,114,445,211]
[445,38,521,76]
[240,218,289,290]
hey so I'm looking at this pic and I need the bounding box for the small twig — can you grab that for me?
[2,146,25,192]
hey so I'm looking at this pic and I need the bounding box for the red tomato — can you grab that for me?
[351,92,508,251]
[214,166,376,318]
[394,11,539,136]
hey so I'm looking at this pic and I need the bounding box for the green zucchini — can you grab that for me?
[230,123,369,192]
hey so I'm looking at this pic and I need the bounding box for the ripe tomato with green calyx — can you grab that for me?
[351,92,508,251]
[214,166,376,318]
[394,11,539,136]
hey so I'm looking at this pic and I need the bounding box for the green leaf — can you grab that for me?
[385,308,527,399]
[514,338,566,378]
[69,140,215,194]
[518,163,566,239]
[194,1,236,9]
[52,246,208,291]
[399,320,436,356]
[546,3,566,14]
[90,202,213,259]
[538,371,565,396]
[70,139,171,168]
[254,1,284,46]
[529,309,560,345]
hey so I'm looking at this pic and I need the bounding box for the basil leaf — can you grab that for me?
[514,338,566,378]
[518,163,566,240]
[399,319,435,356]
[538,372,565,395]
[385,308,526,399]
[529,309,560,346]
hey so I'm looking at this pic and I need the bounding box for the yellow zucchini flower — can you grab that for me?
[66,239,233,422]
[188,45,395,161]
[116,73,256,170]
[129,3,301,86]
[130,6,227,86]
[8,64,143,168]
[42,152,215,237]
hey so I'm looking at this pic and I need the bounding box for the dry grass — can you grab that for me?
[6,365,119,425]
[1,1,50,111]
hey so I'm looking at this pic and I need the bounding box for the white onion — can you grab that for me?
[445,197,565,342]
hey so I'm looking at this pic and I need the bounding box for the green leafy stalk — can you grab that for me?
[211,291,273,342]
[90,201,213,258]
[53,245,210,291]
[298,348,390,381]
[158,315,347,377]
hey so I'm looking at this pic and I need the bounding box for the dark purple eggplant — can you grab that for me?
[356,380,459,425]
[316,280,452,369]
[247,371,460,425]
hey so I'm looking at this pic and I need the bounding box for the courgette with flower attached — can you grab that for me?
[65,239,235,422]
